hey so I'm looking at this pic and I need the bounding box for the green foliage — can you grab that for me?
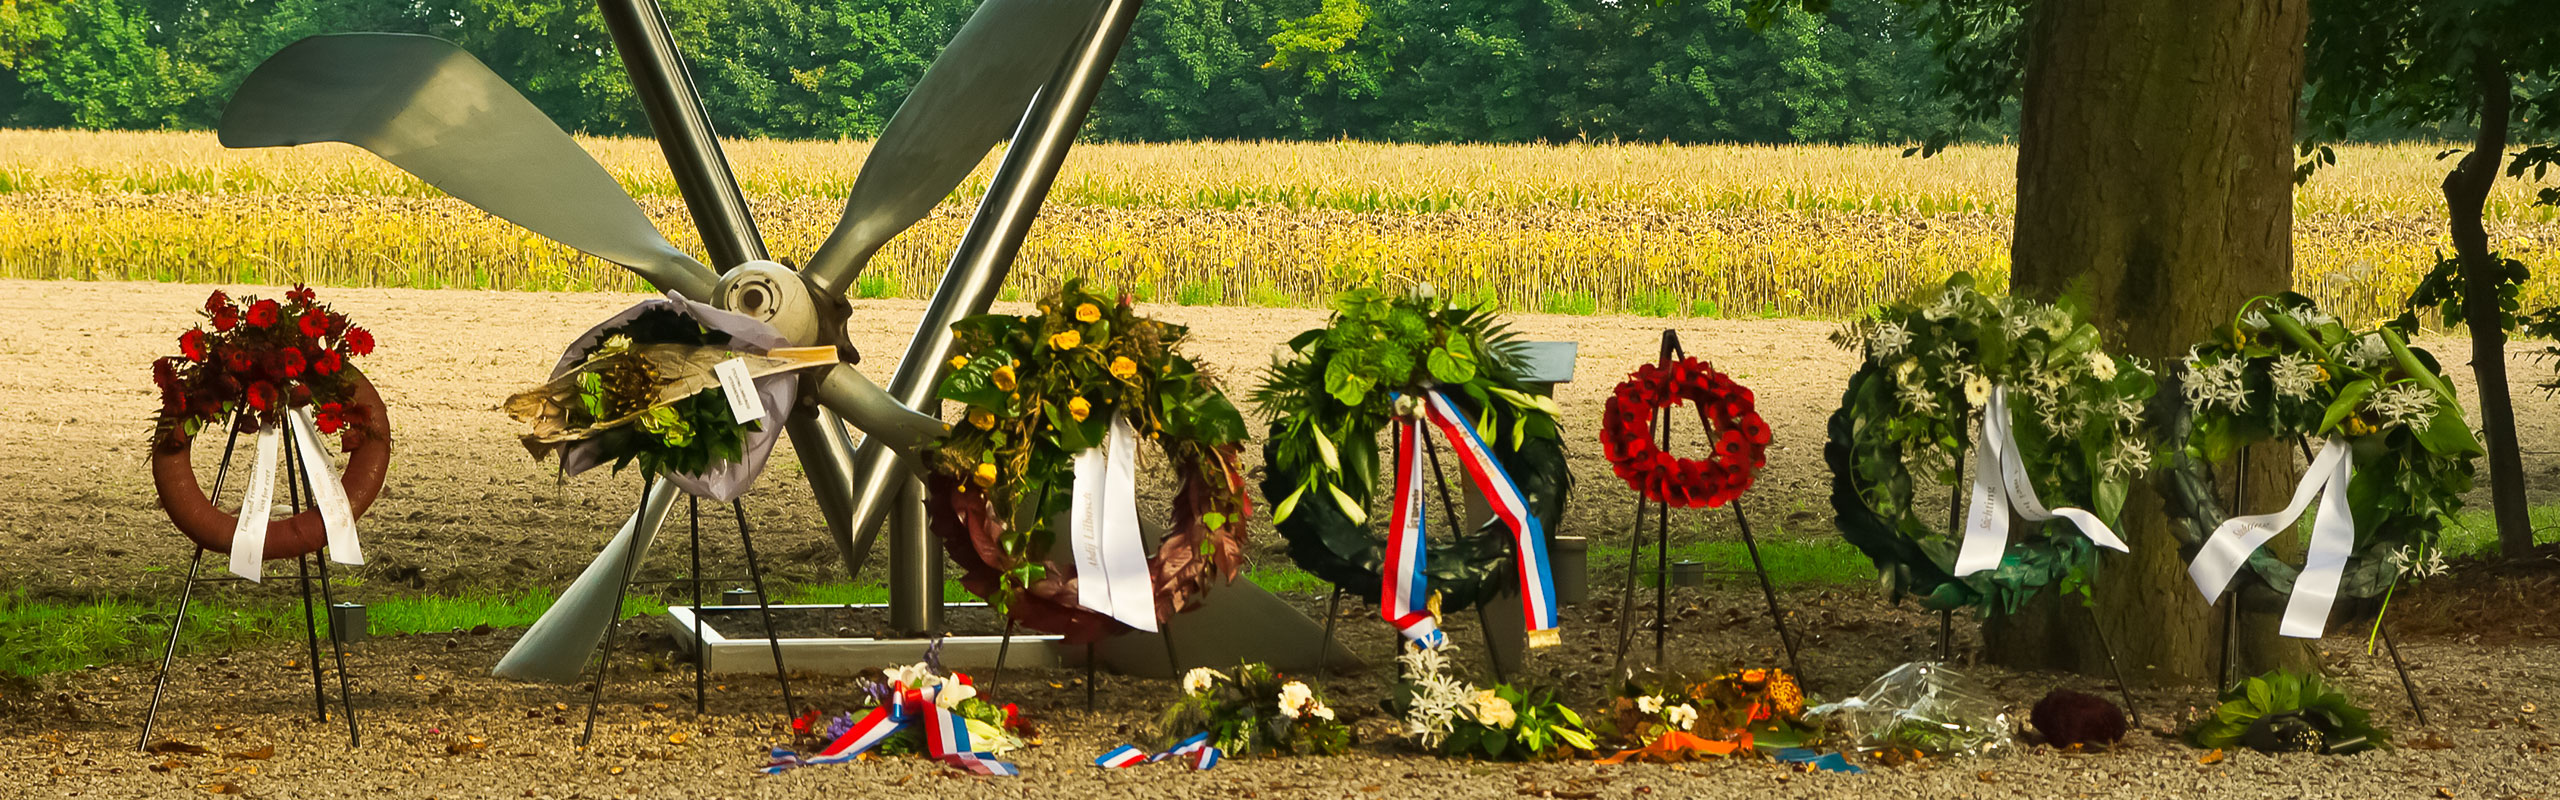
[2190,670,2391,754]
[1,0,1979,145]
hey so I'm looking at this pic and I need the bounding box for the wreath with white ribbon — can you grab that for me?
[923,280,1253,641]
[1254,288,1570,648]
[1826,275,2153,613]
[2164,295,2479,639]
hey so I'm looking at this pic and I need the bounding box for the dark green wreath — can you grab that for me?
[1825,275,2154,614]
[2158,295,2478,612]
[1253,289,1571,612]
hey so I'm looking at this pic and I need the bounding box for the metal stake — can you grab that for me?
[1083,642,1098,713]
[993,617,1017,685]
[1315,587,1343,678]
[690,496,707,715]
[1611,461,1650,677]
[733,499,798,720]
[1731,499,1803,678]
[140,423,241,750]
[286,433,360,748]
[2380,624,2429,725]
[580,480,650,749]
[1942,439,1964,661]
[2082,599,2142,730]
[2219,447,2250,690]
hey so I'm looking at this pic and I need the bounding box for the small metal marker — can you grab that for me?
[328,603,370,644]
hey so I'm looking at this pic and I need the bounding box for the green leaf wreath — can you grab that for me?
[1251,287,1570,612]
[923,280,1252,637]
[1157,664,1353,758]
[1825,274,2156,613]
[2160,295,2477,631]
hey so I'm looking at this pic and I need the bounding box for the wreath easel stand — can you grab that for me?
[575,480,796,747]
[1604,331,1803,680]
[141,414,361,750]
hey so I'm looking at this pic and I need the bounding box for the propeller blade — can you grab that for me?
[798,0,1105,298]
[807,363,949,453]
[493,479,678,682]
[221,33,718,300]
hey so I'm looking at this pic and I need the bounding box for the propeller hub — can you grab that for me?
[716,260,824,345]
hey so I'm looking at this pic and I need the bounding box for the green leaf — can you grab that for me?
[2320,379,2374,434]
[1426,346,1477,384]
[2413,402,2483,456]
[937,349,1014,409]
[1272,482,1307,523]
[1045,401,1094,452]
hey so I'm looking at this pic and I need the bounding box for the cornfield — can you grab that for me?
[3,130,2556,321]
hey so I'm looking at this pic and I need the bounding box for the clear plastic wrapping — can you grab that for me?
[1806,661,2014,757]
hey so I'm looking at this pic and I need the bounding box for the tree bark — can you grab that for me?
[2443,59,2532,560]
[1993,0,2315,686]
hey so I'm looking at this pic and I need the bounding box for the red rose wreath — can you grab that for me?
[150,287,389,559]
[1600,356,1769,508]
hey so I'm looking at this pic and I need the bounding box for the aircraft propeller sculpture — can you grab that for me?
[216,0,1136,681]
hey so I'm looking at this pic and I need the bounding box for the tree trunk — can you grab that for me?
[2443,60,2532,561]
[1993,0,2314,687]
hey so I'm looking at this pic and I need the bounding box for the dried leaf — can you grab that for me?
[2197,749,2226,765]
[2410,733,2455,750]
[445,735,489,755]
[667,732,690,745]
[223,745,274,761]
[607,765,626,776]
[552,702,570,712]
[2434,788,2455,799]
[146,740,212,756]
[150,758,187,772]
[1976,770,1997,783]
[200,781,244,795]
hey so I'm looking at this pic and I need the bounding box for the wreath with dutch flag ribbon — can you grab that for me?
[1253,288,1572,649]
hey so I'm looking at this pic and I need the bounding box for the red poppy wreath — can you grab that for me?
[1600,356,1769,508]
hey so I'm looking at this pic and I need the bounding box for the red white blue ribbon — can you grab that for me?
[1381,390,1562,648]
[1094,732,1220,770]
[761,679,1018,776]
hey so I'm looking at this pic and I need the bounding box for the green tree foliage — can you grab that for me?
[1,0,1978,144]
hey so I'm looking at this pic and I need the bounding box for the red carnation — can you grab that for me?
[297,310,329,338]
[287,284,316,304]
[204,290,231,313]
[179,328,209,362]
[313,349,344,376]
[245,381,278,412]
[344,326,375,356]
[246,299,281,328]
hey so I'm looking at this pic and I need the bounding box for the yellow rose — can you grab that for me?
[991,364,1017,392]
[972,462,998,488]
[1109,356,1138,380]
[1067,396,1092,422]
[1075,303,1101,323]
[1049,330,1081,350]
[947,355,968,371]
[968,408,996,429]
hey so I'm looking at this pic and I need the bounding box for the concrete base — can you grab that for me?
[663,602,1072,675]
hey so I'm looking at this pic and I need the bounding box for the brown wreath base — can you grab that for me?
[151,371,390,559]
[926,443,1248,643]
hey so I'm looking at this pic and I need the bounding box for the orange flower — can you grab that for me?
[992,364,1017,392]
[1075,303,1101,323]
[1049,330,1082,350]
[948,355,969,371]
[1738,669,1769,687]
[1109,356,1138,380]
[972,463,999,488]
[1067,397,1092,422]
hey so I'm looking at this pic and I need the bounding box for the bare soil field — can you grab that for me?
[1,279,2556,798]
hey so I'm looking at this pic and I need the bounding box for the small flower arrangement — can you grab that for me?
[1154,664,1351,758]
[1390,641,1594,761]
[784,661,1030,759]
[1604,668,1817,759]
[2189,670,2388,755]
[152,285,379,451]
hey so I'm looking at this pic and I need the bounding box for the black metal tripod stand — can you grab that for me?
[140,419,360,750]
[577,483,795,748]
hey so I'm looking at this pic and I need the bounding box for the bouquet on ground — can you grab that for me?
[153,285,379,451]
[1152,664,1352,759]
[1390,641,1594,761]
[2189,670,2388,755]
[764,661,1031,775]
[1599,668,1818,762]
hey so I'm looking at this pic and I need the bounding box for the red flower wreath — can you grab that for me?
[1600,356,1771,508]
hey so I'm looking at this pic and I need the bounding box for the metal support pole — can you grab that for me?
[1610,479,1649,677]
[580,480,650,749]
[836,0,1144,633]
[296,554,327,724]
[993,618,1017,685]
[1731,499,1804,679]
[1315,588,1343,678]
[690,496,707,715]
[733,499,798,720]
[1083,642,1098,713]
[2380,624,2429,726]
[286,433,360,748]
[1942,439,1964,661]
[2219,447,2250,690]
[138,548,204,751]
[2083,599,2142,730]
[597,0,763,268]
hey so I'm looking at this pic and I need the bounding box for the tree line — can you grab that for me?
[0,0,1994,144]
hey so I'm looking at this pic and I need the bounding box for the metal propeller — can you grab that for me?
[219,0,1116,681]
